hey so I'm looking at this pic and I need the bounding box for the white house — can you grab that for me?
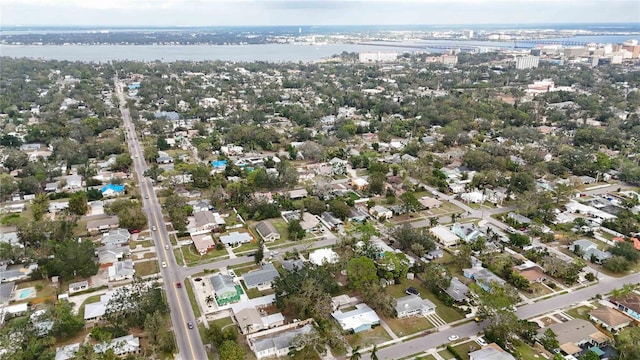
[309,248,338,266]
[430,225,459,247]
[369,205,393,220]
[220,232,252,247]
[332,304,380,333]
[395,295,437,318]
[108,260,135,281]
[249,324,314,359]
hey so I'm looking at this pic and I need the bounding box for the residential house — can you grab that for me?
[234,307,285,334]
[453,223,485,242]
[0,231,21,248]
[45,182,59,193]
[309,248,338,266]
[515,266,547,283]
[243,263,280,291]
[55,343,80,360]
[63,174,82,190]
[86,215,119,233]
[329,157,348,175]
[332,304,380,333]
[589,306,632,332]
[463,259,506,291]
[571,239,612,264]
[255,221,281,242]
[0,263,37,283]
[540,319,609,356]
[507,212,533,226]
[331,294,360,311]
[351,178,369,191]
[100,229,130,246]
[193,210,225,232]
[281,259,305,272]
[249,323,314,359]
[395,295,437,318]
[84,291,116,323]
[430,225,459,247]
[100,184,125,197]
[156,154,174,164]
[320,212,343,231]
[95,245,130,265]
[610,294,640,321]
[445,277,469,303]
[219,232,252,247]
[288,188,308,200]
[108,260,135,281]
[418,196,442,209]
[191,231,216,255]
[469,345,516,360]
[68,280,89,294]
[0,282,15,306]
[300,212,320,231]
[94,335,141,356]
[211,273,239,305]
[348,207,370,223]
[369,205,393,220]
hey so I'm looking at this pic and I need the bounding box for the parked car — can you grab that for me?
[448,335,459,341]
[406,287,420,296]
[476,337,487,347]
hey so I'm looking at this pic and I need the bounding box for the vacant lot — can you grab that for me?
[345,325,392,348]
[384,315,434,337]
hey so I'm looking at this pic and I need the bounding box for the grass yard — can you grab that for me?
[210,316,235,329]
[345,326,392,348]
[184,279,202,318]
[452,341,480,360]
[566,305,594,321]
[438,348,456,360]
[180,244,228,266]
[385,279,464,323]
[523,282,554,299]
[16,279,57,304]
[244,287,274,299]
[513,342,546,360]
[130,240,154,249]
[233,240,260,254]
[78,294,102,318]
[383,315,434,337]
[134,260,159,277]
[228,263,260,275]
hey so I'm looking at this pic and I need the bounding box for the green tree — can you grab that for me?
[347,256,378,290]
[157,136,170,151]
[377,251,409,282]
[111,153,132,172]
[540,328,559,351]
[615,325,640,360]
[287,219,306,241]
[400,191,421,213]
[144,164,165,182]
[423,263,452,292]
[143,310,164,345]
[68,191,88,215]
[328,199,351,220]
[603,255,631,273]
[218,340,244,360]
[51,300,85,340]
[304,197,327,215]
[0,174,18,201]
[31,193,50,221]
[43,240,98,280]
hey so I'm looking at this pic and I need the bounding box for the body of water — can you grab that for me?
[1,35,637,63]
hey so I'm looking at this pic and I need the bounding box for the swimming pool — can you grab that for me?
[18,288,34,300]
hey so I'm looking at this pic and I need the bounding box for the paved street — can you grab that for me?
[115,78,208,360]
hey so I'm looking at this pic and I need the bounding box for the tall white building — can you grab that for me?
[462,30,474,39]
[515,56,540,70]
[359,51,398,63]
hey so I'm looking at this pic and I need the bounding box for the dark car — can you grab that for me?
[176,282,182,288]
[187,321,194,329]
[406,287,420,296]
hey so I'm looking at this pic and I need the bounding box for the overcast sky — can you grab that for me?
[2,0,639,27]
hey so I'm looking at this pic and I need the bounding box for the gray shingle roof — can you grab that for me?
[256,221,278,238]
[252,324,313,353]
[243,263,279,289]
[211,273,236,295]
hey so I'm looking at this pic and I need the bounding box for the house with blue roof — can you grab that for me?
[212,160,228,171]
[101,184,125,197]
[127,82,140,90]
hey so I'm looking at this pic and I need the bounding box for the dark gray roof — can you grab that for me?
[243,263,279,289]
[255,221,278,238]
[281,260,305,272]
[211,273,235,294]
[252,324,313,353]
[445,277,469,302]
[0,282,15,303]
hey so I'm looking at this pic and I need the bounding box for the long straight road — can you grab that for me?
[114,78,208,360]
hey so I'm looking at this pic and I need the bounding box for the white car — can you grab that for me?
[152,226,157,231]
[161,261,167,268]
[165,244,169,250]
[448,335,459,341]
[476,337,488,347]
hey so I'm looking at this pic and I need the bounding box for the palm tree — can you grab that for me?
[429,216,439,227]
[349,346,362,360]
[205,295,214,307]
[370,345,379,360]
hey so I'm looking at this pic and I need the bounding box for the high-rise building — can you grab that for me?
[515,56,540,70]
[462,30,474,39]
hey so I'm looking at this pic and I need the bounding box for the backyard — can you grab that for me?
[345,325,392,348]
[179,244,228,266]
[385,278,465,323]
[383,315,434,337]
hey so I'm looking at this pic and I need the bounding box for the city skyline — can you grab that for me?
[2,0,639,27]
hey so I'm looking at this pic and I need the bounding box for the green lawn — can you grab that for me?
[130,240,154,249]
[452,341,479,360]
[244,286,274,300]
[523,282,553,299]
[210,316,235,329]
[234,240,260,254]
[566,305,594,321]
[385,279,464,323]
[184,279,202,318]
[345,326,392,348]
[135,260,159,277]
[384,315,434,337]
[438,349,456,360]
[513,341,546,360]
[78,294,102,318]
[180,244,228,266]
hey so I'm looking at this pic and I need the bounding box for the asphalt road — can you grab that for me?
[114,78,208,360]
